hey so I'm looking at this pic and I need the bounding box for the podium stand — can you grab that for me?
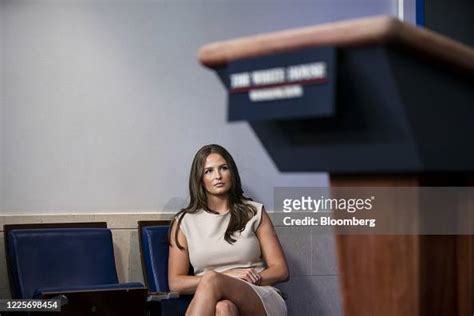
[198,16,474,315]
[330,175,473,315]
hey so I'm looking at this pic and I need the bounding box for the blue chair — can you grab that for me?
[4,223,147,315]
[139,221,192,316]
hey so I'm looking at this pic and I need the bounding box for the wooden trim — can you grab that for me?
[198,15,474,74]
[3,222,107,238]
[138,220,171,231]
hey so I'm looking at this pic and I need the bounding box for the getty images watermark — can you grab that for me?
[281,194,376,228]
[273,187,474,234]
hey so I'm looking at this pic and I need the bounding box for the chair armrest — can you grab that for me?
[147,291,180,302]
[34,282,145,298]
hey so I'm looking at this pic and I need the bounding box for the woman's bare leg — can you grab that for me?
[215,300,239,316]
[186,271,265,316]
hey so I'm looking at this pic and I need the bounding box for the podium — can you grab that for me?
[198,16,474,315]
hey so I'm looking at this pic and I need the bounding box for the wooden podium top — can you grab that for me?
[198,15,474,73]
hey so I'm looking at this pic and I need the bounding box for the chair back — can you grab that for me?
[139,222,170,292]
[6,224,119,299]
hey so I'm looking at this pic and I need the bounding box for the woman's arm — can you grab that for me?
[256,207,290,286]
[168,220,202,294]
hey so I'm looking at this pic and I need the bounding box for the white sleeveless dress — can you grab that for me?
[180,200,287,316]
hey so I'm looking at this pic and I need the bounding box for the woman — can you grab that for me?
[169,144,289,316]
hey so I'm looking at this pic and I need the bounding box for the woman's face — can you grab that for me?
[202,153,232,197]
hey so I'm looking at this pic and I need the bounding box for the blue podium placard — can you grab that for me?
[225,47,336,121]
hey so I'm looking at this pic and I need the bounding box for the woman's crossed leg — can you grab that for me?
[186,271,266,316]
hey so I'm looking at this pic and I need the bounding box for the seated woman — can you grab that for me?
[169,144,289,316]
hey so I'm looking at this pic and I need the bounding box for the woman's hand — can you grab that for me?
[222,268,262,284]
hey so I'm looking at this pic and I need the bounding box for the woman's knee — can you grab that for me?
[196,271,223,293]
[216,300,238,316]
[200,271,221,286]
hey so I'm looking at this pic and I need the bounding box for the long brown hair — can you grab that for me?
[171,144,256,249]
